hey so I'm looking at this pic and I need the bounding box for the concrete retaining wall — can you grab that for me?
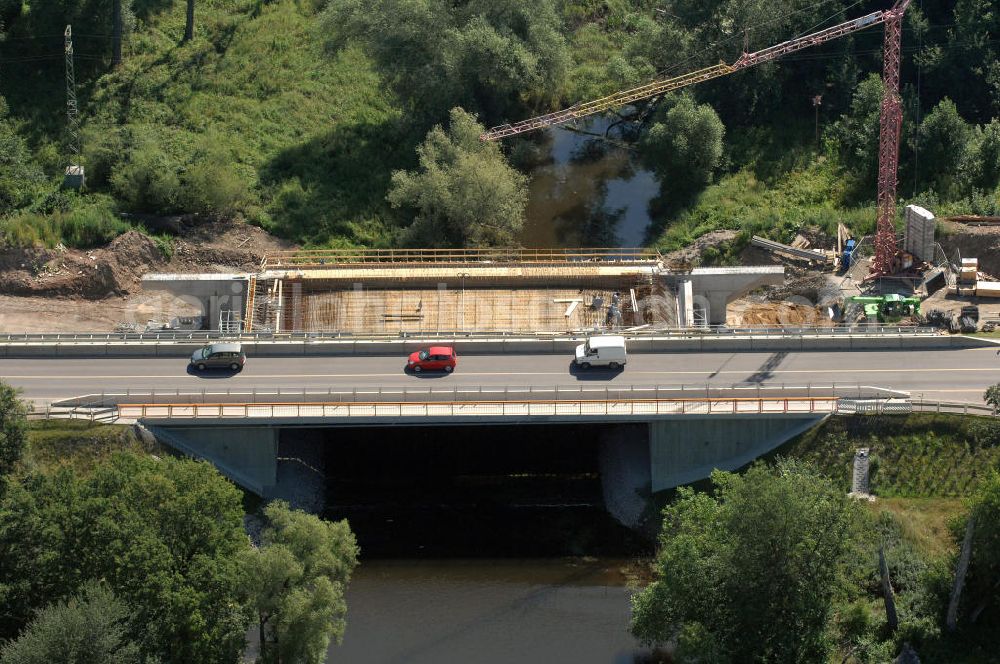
[649,414,826,491]
[0,333,992,358]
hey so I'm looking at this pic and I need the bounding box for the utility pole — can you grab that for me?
[811,95,822,149]
[63,25,85,189]
[112,0,122,66]
[184,0,195,42]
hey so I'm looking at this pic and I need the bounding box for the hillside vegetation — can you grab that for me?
[0,0,997,251]
[781,413,1000,498]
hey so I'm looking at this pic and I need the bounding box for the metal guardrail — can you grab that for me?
[911,399,997,417]
[38,384,912,423]
[114,396,841,421]
[261,247,662,270]
[0,326,941,344]
[49,383,910,408]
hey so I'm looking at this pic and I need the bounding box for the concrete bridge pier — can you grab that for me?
[679,266,786,326]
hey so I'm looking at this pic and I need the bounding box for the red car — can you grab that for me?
[407,346,457,373]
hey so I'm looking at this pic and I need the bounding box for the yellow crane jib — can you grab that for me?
[479,63,736,142]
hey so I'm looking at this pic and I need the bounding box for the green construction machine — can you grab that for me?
[846,294,921,323]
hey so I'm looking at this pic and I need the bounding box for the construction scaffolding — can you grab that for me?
[261,247,661,270]
[243,277,675,335]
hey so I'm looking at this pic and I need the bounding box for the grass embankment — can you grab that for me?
[3,0,407,249]
[781,414,1000,663]
[25,420,263,511]
[781,413,1000,498]
[25,420,154,471]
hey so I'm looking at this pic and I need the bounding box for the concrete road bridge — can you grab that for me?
[10,341,998,500]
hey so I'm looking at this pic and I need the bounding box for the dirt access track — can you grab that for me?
[0,219,293,332]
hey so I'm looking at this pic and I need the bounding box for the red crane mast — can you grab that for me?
[481,0,914,275]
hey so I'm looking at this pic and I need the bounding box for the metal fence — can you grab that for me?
[261,247,662,270]
[37,382,916,423]
[113,396,841,421]
[49,383,910,409]
[39,396,997,423]
[911,399,997,417]
[0,325,941,345]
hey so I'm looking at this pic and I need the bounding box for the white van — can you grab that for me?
[574,335,627,369]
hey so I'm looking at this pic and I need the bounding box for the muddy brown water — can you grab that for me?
[333,558,653,664]
[520,119,660,248]
[314,424,657,663]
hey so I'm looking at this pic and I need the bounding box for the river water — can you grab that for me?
[310,424,656,663]
[520,119,660,248]
[334,558,652,664]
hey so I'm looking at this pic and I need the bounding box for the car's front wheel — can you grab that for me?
[413,365,422,373]
[230,363,240,371]
[579,362,590,370]
[197,363,206,371]
[445,365,454,373]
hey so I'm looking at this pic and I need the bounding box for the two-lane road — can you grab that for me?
[1,347,997,403]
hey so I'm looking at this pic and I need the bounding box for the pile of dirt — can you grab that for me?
[0,219,296,300]
[754,271,840,305]
[167,218,293,272]
[937,221,1000,278]
[729,301,835,327]
[0,231,165,299]
[662,230,739,268]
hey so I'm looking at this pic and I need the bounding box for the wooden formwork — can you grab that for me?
[275,283,669,334]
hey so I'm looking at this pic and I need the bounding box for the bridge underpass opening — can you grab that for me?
[279,423,654,558]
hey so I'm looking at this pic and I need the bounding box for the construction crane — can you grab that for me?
[480,0,913,276]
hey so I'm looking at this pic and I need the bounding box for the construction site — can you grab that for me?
[2,0,998,336]
[141,247,789,334]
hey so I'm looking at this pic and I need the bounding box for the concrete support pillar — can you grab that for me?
[677,267,785,327]
[648,415,824,492]
[598,424,650,528]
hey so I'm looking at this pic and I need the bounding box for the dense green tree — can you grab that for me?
[962,120,1000,196]
[985,384,1000,416]
[0,381,28,478]
[0,100,48,217]
[919,0,1000,123]
[0,453,252,663]
[181,140,250,216]
[0,582,141,664]
[323,0,568,127]
[828,73,884,197]
[110,134,182,213]
[639,95,724,204]
[620,0,860,125]
[962,471,1000,628]
[244,501,359,664]
[388,107,528,247]
[915,98,973,200]
[631,460,863,663]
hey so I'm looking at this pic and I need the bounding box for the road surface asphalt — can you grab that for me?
[1,347,995,404]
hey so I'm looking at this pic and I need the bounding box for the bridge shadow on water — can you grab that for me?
[296,423,653,559]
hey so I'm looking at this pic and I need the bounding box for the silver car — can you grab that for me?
[190,343,246,371]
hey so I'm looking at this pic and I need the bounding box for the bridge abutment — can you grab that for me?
[148,425,278,495]
[648,415,825,491]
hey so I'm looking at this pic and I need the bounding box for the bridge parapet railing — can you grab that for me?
[0,326,942,345]
[910,399,997,417]
[115,396,841,421]
[260,247,662,270]
[50,383,910,409]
